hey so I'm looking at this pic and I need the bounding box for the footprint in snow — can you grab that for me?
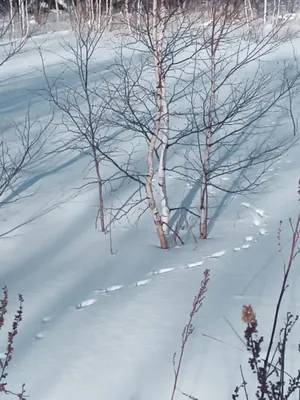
[244,236,257,243]
[233,243,251,252]
[253,218,262,227]
[254,208,269,218]
[184,260,204,269]
[258,227,269,235]
[149,267,175,276]
[241,202,253,209]
[95,285,124,295]
[131,278,152,287]
[241,243,251,249]
[76,298,97,309]
[203,250,226,259]
[35,332,46,339]
[233,247,242,252]
[41,316,53,324]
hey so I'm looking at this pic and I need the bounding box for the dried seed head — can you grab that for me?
[242,304,256,324]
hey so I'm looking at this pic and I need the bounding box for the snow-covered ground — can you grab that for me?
[0,27,300,400]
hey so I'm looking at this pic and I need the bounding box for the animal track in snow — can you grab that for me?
[233,243,251,251]
[35,332,46,339]
[253,218,262,227]
[131,279,152,287]
[76,298,97,309]
[150,267,175,276]
[211,250,226,258]
[241,243,251,250]
[184,260,204,268]
[254,208,269,218]
[233,247,242,252]
[41,316,53,324]
[241,202,252,209]
[95,285,124,294]
[38,199,271,346]
[241,203,269,219]
[258,228,269,235]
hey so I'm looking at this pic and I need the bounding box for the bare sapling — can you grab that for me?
[171,268,210,400]
[40,19,118,232]
[0,287,25,399]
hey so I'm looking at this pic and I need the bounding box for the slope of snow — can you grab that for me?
[0,29,300,400]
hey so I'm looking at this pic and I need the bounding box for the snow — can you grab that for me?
[0,27,300,400]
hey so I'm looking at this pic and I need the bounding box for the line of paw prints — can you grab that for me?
[36,203,270,338]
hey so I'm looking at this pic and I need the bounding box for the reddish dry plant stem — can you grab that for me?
[264,212,300,375]
[0,288,25,398]
[171,269,210,400]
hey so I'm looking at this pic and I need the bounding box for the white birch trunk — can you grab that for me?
[276,0,281,21]
[55,0,60,21]
[145,134,168,249]
[200,32,215,239]
[155,0,170,235]
[108,0,113,30]
[137,0,141,29]
[25,0,28,35]
[97,0,102,28]
[125,0,131,32]
[244,0,249,26]
[247,0,253,20]
[105,0,109,19]
[90,0,94,25]
[264,0,267,23]
[9,0,15,40]
[20,0,26,36]
[143,0,168,248]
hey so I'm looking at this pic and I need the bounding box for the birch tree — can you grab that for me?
[170,1,300,239]
[40,20,124,232]
[104,5,211,248]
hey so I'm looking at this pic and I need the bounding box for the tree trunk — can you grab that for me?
[9,0,15,39]
[145,155,168,249]
[97,0,102,28]
[200,16,216,239]
[125,0,131,32]
[263,0,267,23]
[153,0,170,236]
[146,0,168,250]
[93,148,105,232]
[137,0,141,29]
[108,0,113,30]
[200,158,209,239]
[55,0,60,21]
